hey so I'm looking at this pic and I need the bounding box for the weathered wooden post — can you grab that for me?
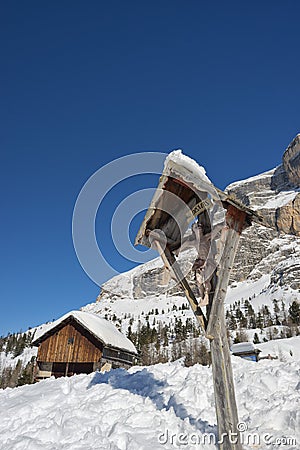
[206,205,249,450]
[135,151,265,450]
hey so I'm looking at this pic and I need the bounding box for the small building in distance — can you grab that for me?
[32,310,138,380]
[231,342,261,362]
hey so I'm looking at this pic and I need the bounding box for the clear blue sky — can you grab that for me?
[1,1,300,335]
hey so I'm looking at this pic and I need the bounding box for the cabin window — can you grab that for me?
[38,362,53,372]
[68,337,74,345]
[103,347,133,363]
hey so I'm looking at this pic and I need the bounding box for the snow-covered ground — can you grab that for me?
[0,337,299,450]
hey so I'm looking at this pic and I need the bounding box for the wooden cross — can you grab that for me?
[135,154,267,450]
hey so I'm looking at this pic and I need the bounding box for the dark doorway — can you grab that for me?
[51,362,94,377]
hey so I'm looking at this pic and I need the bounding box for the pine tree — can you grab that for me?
[256,312,263,329]
[0,367,12,389]
[197,342,210,366]
[249,316,256,329]
[289,301,300,325]
[13,334,26,357]
[174,317,184,342]
[253,332,260,344]
[18,358,35,386]
[184,351,193,367]
[273,299,280,315]
[280,329,286,339]
[235,307,247,328]
[9,360,22,388]
[234,330,249,344]
[228,313,237,330]
[162,325,169,346]
[0,336,5,352]
[244,299,255,317]
[261,305,273,327]
[127,325,133,341]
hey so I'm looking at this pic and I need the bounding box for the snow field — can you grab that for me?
[0,361,216,450]
[0,337,299,450]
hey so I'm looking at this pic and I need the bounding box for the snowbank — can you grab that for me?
[0,337,299,450]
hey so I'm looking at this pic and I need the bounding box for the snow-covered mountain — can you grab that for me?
[226,134,300,298]
[227,133,300,235]
[82,135,300,331]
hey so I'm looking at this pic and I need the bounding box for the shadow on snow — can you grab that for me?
[88,367,216,436]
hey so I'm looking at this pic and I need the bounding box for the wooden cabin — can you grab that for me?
[32,310,138,380]
[231,342,261,362]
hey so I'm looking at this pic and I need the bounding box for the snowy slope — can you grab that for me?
[226,167,299,211]
[83,292,195,336]
[82,263,300,340]
[0,337,299,450]
[225,274,300,311]
[0,347,37,372]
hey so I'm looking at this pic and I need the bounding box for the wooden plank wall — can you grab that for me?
[37,323,103,363]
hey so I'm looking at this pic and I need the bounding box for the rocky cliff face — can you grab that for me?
[283,134,300,188]
[97,134,300,304]
[226,134,300,236]
[226,134,300,288]
[231,225,300,289]
[99,246,200,300]
[275,193,300,235]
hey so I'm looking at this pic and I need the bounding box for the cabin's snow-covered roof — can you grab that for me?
[231,342,258,354]
[33,310,137,354]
